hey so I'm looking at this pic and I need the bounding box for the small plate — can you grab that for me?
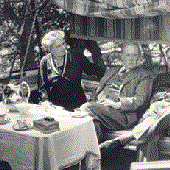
[13,123,32,131]
[0,118,10,125]
[165,98,170,102]
[71,112,88,118]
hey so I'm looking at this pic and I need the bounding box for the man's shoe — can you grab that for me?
[99,140,123,151]
[99,136,136,151]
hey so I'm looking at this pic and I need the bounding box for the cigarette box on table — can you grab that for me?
[33,117,59,134]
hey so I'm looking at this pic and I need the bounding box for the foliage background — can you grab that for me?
[0,0,70,77]
[0,0,170,80]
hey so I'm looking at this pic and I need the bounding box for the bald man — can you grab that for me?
[79,42,155,144]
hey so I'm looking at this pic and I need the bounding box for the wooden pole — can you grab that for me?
[6,52,19,84]
[19,0,51,83]
[20,11,38,83]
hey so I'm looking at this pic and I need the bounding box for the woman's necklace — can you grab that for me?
[53,56,65,67]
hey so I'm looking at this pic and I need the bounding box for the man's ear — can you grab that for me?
[137,55,144,65]
[119,53,123,59]
[1,84,6,91]
[119,53,124,62]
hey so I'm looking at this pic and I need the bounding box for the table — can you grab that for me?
[130,160,170,170]
[0,104,101,170]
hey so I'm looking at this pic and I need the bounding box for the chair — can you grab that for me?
[102,121,170,163]
[136,71,170,162]
[129,136,170,170]
[136,134,170,162]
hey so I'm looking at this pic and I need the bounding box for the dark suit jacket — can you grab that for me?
[152,72,170,93]
[91,66,155,130]
[119,66,154,115]
[98,66,155,116]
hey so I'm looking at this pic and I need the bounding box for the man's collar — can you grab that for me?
[118,66,126,74]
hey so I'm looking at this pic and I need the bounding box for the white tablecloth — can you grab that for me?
[0,104,101,170]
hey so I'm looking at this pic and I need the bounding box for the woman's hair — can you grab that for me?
[41,30,65,52]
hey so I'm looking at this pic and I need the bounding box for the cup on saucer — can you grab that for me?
[13,119,32,131]
[70,110,88,118]
[17,119,28,129]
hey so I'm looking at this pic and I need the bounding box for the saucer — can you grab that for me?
[165,98,170,102]
[71,112,88,118]
[13,123,32,131]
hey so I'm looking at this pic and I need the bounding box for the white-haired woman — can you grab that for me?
[39,30,105,111]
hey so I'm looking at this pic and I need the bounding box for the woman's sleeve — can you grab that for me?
[79,53,106,80]
[120,76,153,111]
[39,57,48,86]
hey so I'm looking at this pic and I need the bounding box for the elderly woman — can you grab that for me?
[79,42,155,144]
[39,30,105,111]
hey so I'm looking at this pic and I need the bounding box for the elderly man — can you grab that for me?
[80,42,155,144]
[100,47,170,159]
[39,30,105,111]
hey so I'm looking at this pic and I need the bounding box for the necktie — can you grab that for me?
[118,67,126,75]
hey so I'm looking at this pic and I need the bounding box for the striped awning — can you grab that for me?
[52,0,170,19]
[51,1,170,45]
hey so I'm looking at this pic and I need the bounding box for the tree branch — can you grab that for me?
[19,0,52,83]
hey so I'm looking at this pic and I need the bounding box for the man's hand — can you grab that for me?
[99,139,115,149]
[98,99,114,105]
[99,99,121,109]
[76,101,97,112]
[76,99,121,113]
[77,100,110,112]
[88,94,98,102]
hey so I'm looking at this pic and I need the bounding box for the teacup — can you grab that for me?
[17,119,28,129]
